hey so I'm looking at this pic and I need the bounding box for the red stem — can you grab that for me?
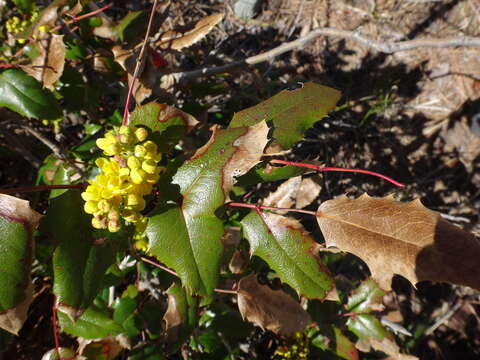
[122,0,159,125]
[0,64,17,68]
[270,159,405,188]
[0,184,85,194]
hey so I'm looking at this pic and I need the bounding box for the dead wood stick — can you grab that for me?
[171,27,480,83]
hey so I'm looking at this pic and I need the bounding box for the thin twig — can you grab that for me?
[122,0,159,126]
[140,257,237,295]
[171,27,480,83]
[229,202,318,216]
[0,184,85,194]
[22,126,86,178]
[1,128,42,168]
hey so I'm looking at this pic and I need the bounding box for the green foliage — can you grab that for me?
[241,211,334,299]
[230,82,341,148]
[0,3,421,357]
[0,216,32,310]
[43,190,129,315]
[0,69,62,119]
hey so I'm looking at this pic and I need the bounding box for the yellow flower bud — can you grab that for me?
[105,143,120,156]
[130,168,146,184]
[108,219,121,232]
[96,138,111,151]
[92,217,106,229]
[97,199,111,212]
[84,201,98,214]
[124,210,140,223]
[127,156,141,169]
[108,209,120,221]
[119,134,131,144]
[135,127,148,142]
[95,157,108,168]
[81,191,100,202]
[127,194,145,210]
[141,159,157,174]
[119,167,130,177]
[143,141,157,154]
[119,125,131,135]
[134,239,148,251]
[38,25,50,33]
[134,145,146,158]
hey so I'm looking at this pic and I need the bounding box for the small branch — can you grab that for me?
[270,159,405,188]
[49,3,113,33]
[122,0,159,126]
[1,128,42,168]
[22,126,86,178]
[140,257,237,295]
[171,27,480,83]
[0,184,85,194]
[229,202,318,216]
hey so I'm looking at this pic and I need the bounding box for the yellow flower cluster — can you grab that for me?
[274,332,309,360]
[82,125,162,232]
[5,10,39,44]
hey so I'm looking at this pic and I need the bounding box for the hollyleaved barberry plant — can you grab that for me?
[1,2,479,360]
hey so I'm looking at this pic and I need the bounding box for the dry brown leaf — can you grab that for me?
[237,274,311,336]
[21,34,66,90]
[156,13,224,50]
[162,288,183,344]
[317,194,480,291]
[296,177,321,209]
[77,335,127,360]
[369,337,418,360]
[0,194,42,335]
[222,121,269,200]
[441,121,480,172]
[262,176,301,211]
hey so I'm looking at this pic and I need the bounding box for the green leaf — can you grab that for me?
[113,297,140,336]
[229,82,341,148]
[58,303,123,339]
[346,279,386,314]
[130,102,199,152]
[241,211,334,299]
[332,327,359,360]
[347,314,388,341]
[128,346,167,360]
[163,282,199,353]
[42,190,128,319]
[0,195,41,334]
[11,0,35,13]
[113,11,147,42]
[236,164,306,186]
[0,69,62,119]
[147,123,268,295]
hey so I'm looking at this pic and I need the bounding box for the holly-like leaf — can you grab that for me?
[57,303,124,339]
[346,279,386,314]
[147,122,269,295]
[21,33,66,90]
[0,195,42,334]
[317,194,480,291]
[42,190,128,319]
[241,211,334,299]
[130,102,198,147]
[237,274,311,336]
[156,13,224,50]
[0,69,62,119]
[229,82,341,148]
[162,282,198,353]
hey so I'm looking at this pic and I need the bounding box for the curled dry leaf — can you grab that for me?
[21,34,66,90]
[237,274,311,336]
[317,194,480,291]
[0,194,42,335]
[77,335,126,360]
[156,13,224,50]
[222,121,269,200]
[262,176,321,212]
[362,337,418,360]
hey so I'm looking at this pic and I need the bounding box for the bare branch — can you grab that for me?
[171,27,480,83]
